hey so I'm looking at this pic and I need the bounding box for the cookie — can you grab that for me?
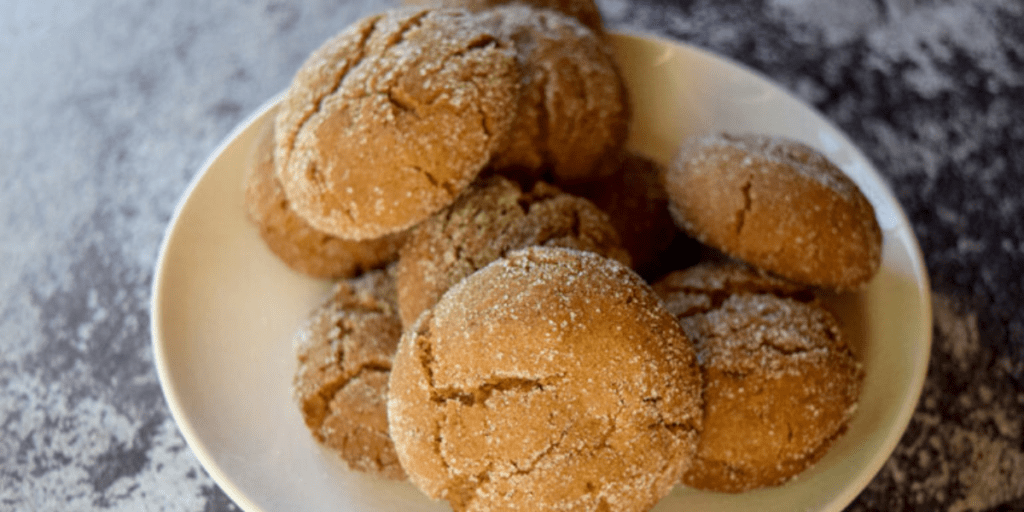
[292,268,405,480]
[275,9,521,240]
[566,152,680,273]
[388,247,703,512]
[678,294,862,492]
[243,121,405,278]
[652,260,815,319]
[396,175,630,326]
[663,133,882,290]
[475,5,629,184]
[402,0,605,34]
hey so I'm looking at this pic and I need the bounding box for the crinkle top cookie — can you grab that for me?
[678,294,862,492]
[388,247,703,512]
[396,175,630,325]
[276,8,521,240]
[244,121,405,278]
[664,133,882,290]
[475,5,629,183]
[292,267,406,480]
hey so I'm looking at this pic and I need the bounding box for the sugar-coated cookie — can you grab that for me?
[293,268,405,480]
[476,5,629,184]
[243,122,404,278]
[678,294,862,492]
[276,9,521,240]
[396,175,629,326]
[664,134,882,290]
[388,247,703,512]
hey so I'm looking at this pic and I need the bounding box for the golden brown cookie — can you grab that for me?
[403,0,605,34]
[396,175,630,326]
[474,5,629,184]
[664,133,882,290]
[243,121,405,278]
[678,294,862,492]
[652,260,815,319]
[388,247,703,512]
[292,268,406,480]
[566,152,680,273]
[275,9,521,240]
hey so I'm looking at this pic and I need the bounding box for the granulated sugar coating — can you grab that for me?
[679,294,863,492]
[275,8,520,240]
[396,175,630,326]
[664,133,882,291]
[292,268,406,480]
[243,121,406,278]
[474,5,629,184]
[388,247,703,512]
[652,260,815,319]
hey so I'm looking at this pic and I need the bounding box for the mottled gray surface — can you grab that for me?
[1,0,1022,510]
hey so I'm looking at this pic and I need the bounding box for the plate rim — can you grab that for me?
[150,92,285,512]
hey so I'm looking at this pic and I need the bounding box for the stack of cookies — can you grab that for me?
[243,1,880,510]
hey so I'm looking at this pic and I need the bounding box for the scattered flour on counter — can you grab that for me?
[853,293,1024,510]
[947,429,1024,512]
[768,0,1024,97]
[0,377,213,511]
[858,88,1020,206]
[935,293,982,373]
[769,0,881,46]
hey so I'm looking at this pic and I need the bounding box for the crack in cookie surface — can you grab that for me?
[431,375,559,406]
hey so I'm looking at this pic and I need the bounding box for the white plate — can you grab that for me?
[151,32,931,512]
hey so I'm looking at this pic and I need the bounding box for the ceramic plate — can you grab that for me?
[151,32,932,512]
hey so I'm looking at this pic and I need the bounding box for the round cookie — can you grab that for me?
[292,268,405,480]
[275,8,521,240]
[396,175,630,326]
[678,293,862,492]
[243,121,405,278]
[652,260,815,319]
[663,133,882,290]
[388,247,703,512]
[475,5,629,184]
[566,152,680,273]
[402,0,605,34]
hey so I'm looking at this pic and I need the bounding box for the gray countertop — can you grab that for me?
[2,0,1022,510]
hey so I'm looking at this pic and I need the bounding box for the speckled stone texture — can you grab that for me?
[0,0,1021,511]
